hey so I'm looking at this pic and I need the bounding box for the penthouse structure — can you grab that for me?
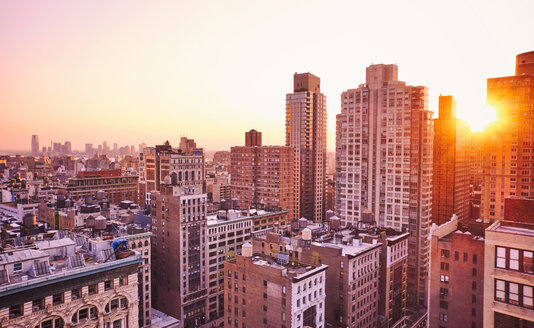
[231,130,295,219]
[150,179,208,327]
[286,73,327,222]
[224,244,327,328]
[0,232,143,328]
[432,95,470,224]
[62,169,138,205]
[139,138,204,207]
[335,64,433,307]
[483,220,534,327]
[482,51,534,221]
[428,216,486,328]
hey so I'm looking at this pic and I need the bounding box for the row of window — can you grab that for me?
[496,246,534,274]
[495,279,533,309]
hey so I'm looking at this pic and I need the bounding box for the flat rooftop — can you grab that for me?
[0,232,143,296]
[489,220,534,236]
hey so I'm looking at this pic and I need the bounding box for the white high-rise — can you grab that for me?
[335,64,433,307]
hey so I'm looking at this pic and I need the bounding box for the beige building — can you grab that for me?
[483,220,534,327]
[0,234,143,328]
[286,73,327,222]
[335,64,433,307]
[138,138,204,207]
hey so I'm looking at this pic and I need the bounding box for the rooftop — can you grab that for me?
[247,253,327,281]
[0,231,143,296]
[489,220,534,236]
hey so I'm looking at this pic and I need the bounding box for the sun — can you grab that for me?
[459,104,497,132]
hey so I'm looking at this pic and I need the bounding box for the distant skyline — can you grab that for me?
[1,0,532,151]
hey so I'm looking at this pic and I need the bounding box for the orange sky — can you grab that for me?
[0,0,532,152]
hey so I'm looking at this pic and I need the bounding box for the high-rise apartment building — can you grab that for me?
[483,220,534,327]
[335,64,433,307]
[432,95,470,224]
[31,135,39,157]
[231,130,295,219]
[138,139,204,207]
[286,73,327,222]
[150,182,208,327]
[428,217,485,328]
[482,51,534,221]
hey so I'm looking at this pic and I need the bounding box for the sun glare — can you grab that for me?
[460,105,497,132]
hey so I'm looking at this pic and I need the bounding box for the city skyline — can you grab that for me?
[1,0,532,152]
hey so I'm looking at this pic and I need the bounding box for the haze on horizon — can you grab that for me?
[1,0,532,152]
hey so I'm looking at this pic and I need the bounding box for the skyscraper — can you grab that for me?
[432,95,470,224]
[286,72,327,222]
[335,64,433,307]
[482,51,534,221]
[31,135,39,157]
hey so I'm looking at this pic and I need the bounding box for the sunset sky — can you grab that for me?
[1,0,533,152]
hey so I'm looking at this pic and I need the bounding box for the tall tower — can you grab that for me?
[286,72,327,222]
[432,95,470,224]
[335,64,433,307]
[482,51,534,221]
[31,135,39,157]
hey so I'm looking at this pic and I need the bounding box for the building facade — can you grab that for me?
[432,95,470,224]
[224,246,327,328]
[150,183,208,327]
[428,217,485,328]
[205,214,253,324]
[139,139,204,208]
[0,236,143,328]
[335,64,433,307]
[231,131,295,219]
[63,169,138,205]
[482,51,534,221]
[286,73,327,222]
[483,220,534,328]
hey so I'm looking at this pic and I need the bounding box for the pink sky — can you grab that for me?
[1,0,532,151]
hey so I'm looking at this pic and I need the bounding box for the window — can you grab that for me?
[440,301,448,309]
[9,304,23,318]
[472,281,477,290]
[454,251,459,261]
[104,280,113,290]
[88,284,97,295]
[495,279,534,309]
[439,313,448,322]
[495,246,534,273]
[441,250,450,258]
[440,262,449,271]
[71,288,82,300]
[472,268,477,277]
[440,275,449,283]
[439,288,448,298]
[473,254,477,264]
[496,247,506,268]
[464,253,468,262]
[52,293,64,305]
[13,263,22,272]
[119,276,128,286]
